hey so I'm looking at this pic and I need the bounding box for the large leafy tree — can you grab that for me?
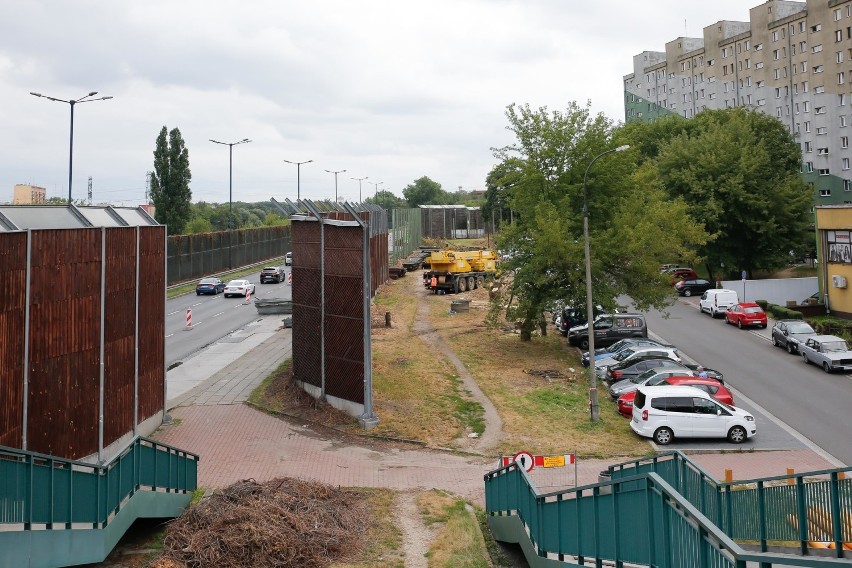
[493,102,706,340]
[150,126,192,235]
[367,190,407,210]
[644,108,813,278]
[403,176,449,207]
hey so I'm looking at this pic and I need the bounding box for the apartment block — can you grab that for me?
[624,0,852,204]
[12,183,46,205]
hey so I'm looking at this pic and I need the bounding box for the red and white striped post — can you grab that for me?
[244,287,252,304]
[287,272,292,285]
[184,308,193,331]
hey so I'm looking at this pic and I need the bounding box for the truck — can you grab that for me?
[423,249,498,294]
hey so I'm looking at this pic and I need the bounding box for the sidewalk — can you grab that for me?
[154,315,843,507]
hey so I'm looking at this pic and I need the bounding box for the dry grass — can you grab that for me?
[417,490,489,568]
[331,489,405,568]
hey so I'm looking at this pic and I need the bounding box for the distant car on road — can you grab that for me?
[196,277,225,295]
[224,279,256,298]
[725,302,768,329]
[285,252,293,266]
[800,335,852,373]
[260,265,285,283]
[674,279,713,297]
[771,320,817,354]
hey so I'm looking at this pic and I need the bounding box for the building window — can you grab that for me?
[844,158,850,170]
[841,72,847,85]
[837,29,844,42]
[707,59,714,66]
[819,168,831,175]
[777,106,783,117]
[773,31,780,41]
[755,43,763,51]
[774,49,781,60]
[816,106,826,114]
[818,147,829,155]
[806,141,814,152]
[845,179,852,191]
[815,65,824,73]
[807,161,815,172]
[839,51,845,63]
[775,87,782,98]
[813,44,823,53]
[803,80,809,92]
[818,126,828,135]
[812,24,822,33]
[815,85,825,94]
[757,79,765,88]
[802,61,808,73]
[723,47,730,57]
[804,101,811,112]
[757,98,766,106]
[801,41,807,52]
[842,136,849,148]
[836,8,842,21]
[821,188,832,196]
[805,121,812,132]
[842,115,848,127]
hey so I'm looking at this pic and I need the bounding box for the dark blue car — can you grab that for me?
[196,277,225,295]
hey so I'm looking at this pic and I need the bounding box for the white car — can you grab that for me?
[224,279,256,298]
[630,385,756,445]
[800,335,852,373]
[698,289,739,318]
[285,252,293,266]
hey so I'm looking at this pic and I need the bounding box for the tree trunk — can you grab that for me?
[538,316,547,337]
[520,318,533,341]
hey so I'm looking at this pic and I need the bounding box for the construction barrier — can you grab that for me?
[184,309,193,331]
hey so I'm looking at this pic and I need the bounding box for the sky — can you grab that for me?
[0,0,754,206]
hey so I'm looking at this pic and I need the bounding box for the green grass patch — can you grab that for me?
[419,490,489,568]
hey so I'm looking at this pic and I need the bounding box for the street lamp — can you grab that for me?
[210,138,251,269]
[324,168,347,202]
[30,91,113,203]
[367,180,384,202]
[351,176,369,202]
[283,158,313,201]
[582,144,630,421]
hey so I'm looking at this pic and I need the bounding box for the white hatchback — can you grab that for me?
[630,385,756,445]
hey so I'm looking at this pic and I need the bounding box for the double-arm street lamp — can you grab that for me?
[583,144,630,421]
[324,168,347,202]
[30,91,113,203]
[210,138,252,269]
[283,158,312,201]
[367,180,384,202]
[351,176,369,202]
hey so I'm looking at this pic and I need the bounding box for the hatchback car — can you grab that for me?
[603,356,686,386]
[196,277,225,295]
[725,302,768,329]
[596,345,681,377]
[674,279,713,297]
[617,377,733,418]
[669,268,698,285]
[581,338,672,367]
[771,320,817,354]
[630,385,756,445]
[224,279,257,298]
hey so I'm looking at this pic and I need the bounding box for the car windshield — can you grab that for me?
[227,280,244,286]
[823,341,849,352]
[788,322,815,334]
[613,348,635,361]
[631,369,659,384]
[199,278,217,284]
[744,306,764,313]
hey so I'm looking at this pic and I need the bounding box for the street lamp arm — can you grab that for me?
[582,145,630,203]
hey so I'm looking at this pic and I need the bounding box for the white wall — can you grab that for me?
[718,277,818,305]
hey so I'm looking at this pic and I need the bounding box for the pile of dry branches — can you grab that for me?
[154,478,369,568]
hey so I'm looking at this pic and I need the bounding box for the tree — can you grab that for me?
[492,102,706,340]
[403,176,448,207]
[185,215,212,234]
[647,108,813,278]
[150,126,192,235]
[366,190,406,210]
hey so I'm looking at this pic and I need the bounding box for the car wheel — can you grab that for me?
[684,289,692,297]
[737,320,743,330]
[653,427,674,445]
[773,336,780,347]
[802,352,809,365]
[224,294,230,298]
[196,292,201,295]
[787,342,795,354]
[823,362,832,373]
[728,426,747,444]
[579,338,590,350]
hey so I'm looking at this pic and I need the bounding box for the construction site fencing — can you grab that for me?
[166,226,291,285]
[390,208,422,266]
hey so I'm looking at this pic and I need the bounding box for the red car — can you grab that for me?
[617,376,734,418]
[725,302,768,329]
[669,268,698,285]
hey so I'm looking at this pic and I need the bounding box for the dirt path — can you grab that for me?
[411,278,504,454]
[395,491,437,568]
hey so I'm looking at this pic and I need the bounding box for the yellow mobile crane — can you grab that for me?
[423,249,498,294]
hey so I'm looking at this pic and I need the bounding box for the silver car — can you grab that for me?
[595,345,681,378]
[800,335,852,373]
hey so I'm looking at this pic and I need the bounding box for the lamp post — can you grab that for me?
[582,144,629,421]
[367,180,384,202]
[30,91,113,203]
[324,168,347,202]
[283,158,313,201]
[210,138,251,269]
[351,176,369,202]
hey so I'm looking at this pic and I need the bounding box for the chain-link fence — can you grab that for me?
[390,208,422,266]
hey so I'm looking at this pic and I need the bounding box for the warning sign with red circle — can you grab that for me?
[512,451,534,472]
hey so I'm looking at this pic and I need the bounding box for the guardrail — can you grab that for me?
[0,436,198,529]
[485,462,852,567]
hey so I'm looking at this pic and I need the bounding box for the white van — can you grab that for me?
[698,289,739,318]
[630,385,756,445]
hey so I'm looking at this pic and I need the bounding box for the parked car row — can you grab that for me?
[579,331,755,445]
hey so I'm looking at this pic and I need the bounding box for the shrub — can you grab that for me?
[767,305,803,320]
[755,299,768,310]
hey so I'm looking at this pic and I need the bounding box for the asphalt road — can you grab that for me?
[164,269,292,365]
[643,296,852,465]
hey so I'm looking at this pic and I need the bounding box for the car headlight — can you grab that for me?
[745,416,755,421]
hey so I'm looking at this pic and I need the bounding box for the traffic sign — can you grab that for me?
[513,451,535,472]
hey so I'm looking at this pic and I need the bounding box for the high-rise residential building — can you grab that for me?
[12,184,46,205]
[624,0,852,204]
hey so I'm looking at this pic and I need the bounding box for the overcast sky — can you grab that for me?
[0,1,753,206]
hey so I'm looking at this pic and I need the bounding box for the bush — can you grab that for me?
[767,305,803,320]
[755,299,768,310]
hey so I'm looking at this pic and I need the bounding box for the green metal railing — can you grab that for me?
[607,451,852,556]
[485,462,852,567]
[0,436,198,529]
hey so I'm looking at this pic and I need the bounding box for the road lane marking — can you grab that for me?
[167,311,180,316]
[213,311,225,317]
